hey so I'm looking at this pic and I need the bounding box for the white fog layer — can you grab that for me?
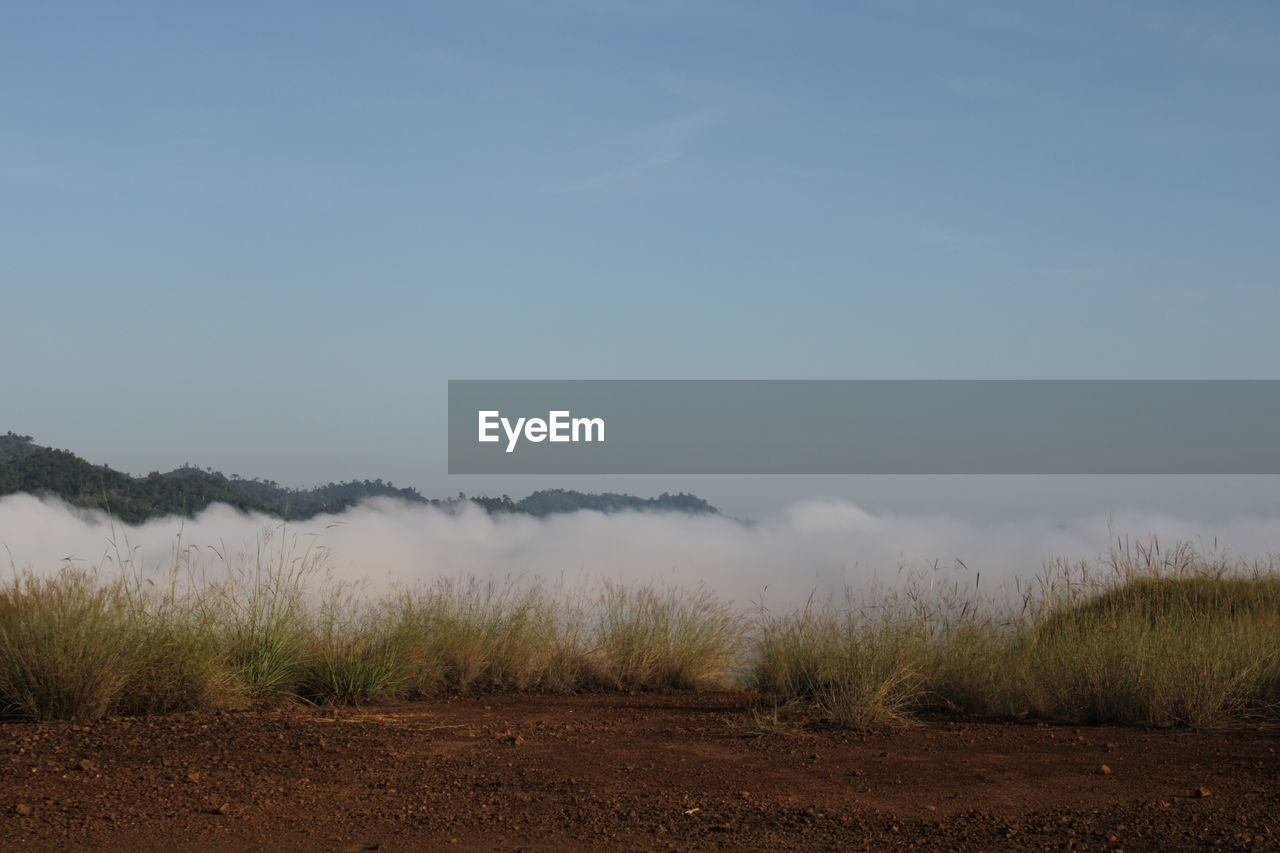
[2,493,1277,608]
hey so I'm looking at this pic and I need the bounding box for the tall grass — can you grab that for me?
[590,581,742,690]
[1007,542,1280,727]
[0,566,243,720]
[207,530,318,701]
[379,577,584,695]
[2,530,1278,728]
[751,539,1280,729]
[112,585,243,716]
[296,585,407,704]
[0,541,743,719]
[750,595,928,727]
[0,569,134,721]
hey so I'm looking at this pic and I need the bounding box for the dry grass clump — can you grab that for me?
[749,593,929,728]
[1008,542,1280,727]
[3,524,1278,729]
[112,590,244,716]
[589,581,742,690]
[0,568,135,721]
[296,587,408,705]
[0,567,244,720]
[750,540,1280,729]
[378,577,587,696]
[206,534,316,702]
[0,534,748,719]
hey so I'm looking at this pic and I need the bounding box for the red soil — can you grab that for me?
[1,692,1276,851]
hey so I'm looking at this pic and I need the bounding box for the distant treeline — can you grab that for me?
[0,432,718,523]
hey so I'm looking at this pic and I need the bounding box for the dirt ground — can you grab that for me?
[0,692,1276,852]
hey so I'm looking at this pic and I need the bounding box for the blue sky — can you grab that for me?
[3,1,1278,518]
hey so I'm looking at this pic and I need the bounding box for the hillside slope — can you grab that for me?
[0,433,719,522]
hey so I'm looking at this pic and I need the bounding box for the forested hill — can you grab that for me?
[0,433,720,523]
[514,489,718,517]
[0,434,282,522]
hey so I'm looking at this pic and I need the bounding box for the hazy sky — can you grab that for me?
[3,1,1278,519]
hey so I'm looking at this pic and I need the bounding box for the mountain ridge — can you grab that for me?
[0,432,719,523]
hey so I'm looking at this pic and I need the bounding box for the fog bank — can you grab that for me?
[2,494,1278,607]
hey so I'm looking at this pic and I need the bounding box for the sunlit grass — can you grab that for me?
[750,539,1280,729]
[0,568,134,721]
[589,581,742,690]
[1,528,1277,728]
[1006,542,1280,727]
